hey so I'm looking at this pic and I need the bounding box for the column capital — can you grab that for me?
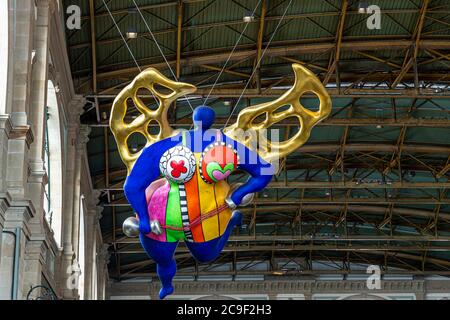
[67,95,86,129]
[35,0,51,7]
[76,125,91,150]
[91,206,104,223]
[98,244,111,266]
[85,190,103,223]
[85,189,101,208]
[48,0,58,14]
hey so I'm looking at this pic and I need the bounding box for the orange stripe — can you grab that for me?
[214,181,231,235]
[184,169,204,242]
[195,153,219,241]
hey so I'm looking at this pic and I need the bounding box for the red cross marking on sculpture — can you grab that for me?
[170,160,187,178]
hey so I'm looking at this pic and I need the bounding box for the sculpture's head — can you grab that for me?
[193,105,215,130]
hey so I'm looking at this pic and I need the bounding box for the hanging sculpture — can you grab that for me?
[110,64,331,299]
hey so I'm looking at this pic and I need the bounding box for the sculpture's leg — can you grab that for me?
[139,234,178,299]
[186,211,243,263]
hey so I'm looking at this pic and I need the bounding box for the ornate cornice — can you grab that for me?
[0,114,13,136]
[92,206,104,223]
[97,244,111,266]
[6,200,35,221]
[3,200,35,237]
[48,0,57,14]
[25,238,48,266]
[68,96,86,122]
[0,193,11,226]
[425,280,450,292]
[143,280,425,295]
[76,125,91,150]
[9,124,34,147]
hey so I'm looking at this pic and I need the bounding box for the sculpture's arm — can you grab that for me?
[226,140,275,208]
[124,136,181,234]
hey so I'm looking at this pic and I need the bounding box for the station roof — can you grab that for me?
[63,0,450,280]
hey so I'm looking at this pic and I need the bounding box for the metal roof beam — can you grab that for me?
[90,39,450,79]
[392,0,429,88]
[104,197,450,206]
[176,0,183,79]
[117,244,450,254]
[74,9,426,50]
[323,0,347,85]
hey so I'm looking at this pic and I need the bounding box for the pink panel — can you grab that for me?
[145,178,167,204]
[146,181,170,242]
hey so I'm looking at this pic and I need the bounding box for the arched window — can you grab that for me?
[44,80,63,247]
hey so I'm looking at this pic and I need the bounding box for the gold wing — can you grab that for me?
[223,64,331,163]
[110,68,196,174]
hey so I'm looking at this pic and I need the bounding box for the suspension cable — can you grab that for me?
[132,0,195,112]
[224,0,293,129]
[101,0,158,105]
[203,0,262,106]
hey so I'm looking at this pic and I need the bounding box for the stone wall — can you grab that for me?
[0,0,107,300]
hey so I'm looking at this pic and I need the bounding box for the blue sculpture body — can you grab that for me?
[124,106,274,299]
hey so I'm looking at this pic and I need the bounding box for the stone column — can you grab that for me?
[0,198,7,260]
[1,4,34,295]
[21,239,47,299]
[10,0,34,125]
[28,0,51,162]
[74,126,92,300]
[0,231,15,299]
[2,205,33,300]
[71,126,91,267]
[5,0,35,203]
[0,193,12,299]
[0,116,12,192]
[27,0,51,213]
[19,0,55,300]
[97,244,110,300]
[83,198,102,300]
[0,118,12,264]
[59,96,84,299]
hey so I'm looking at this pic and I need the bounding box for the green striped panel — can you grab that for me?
[165,181,185,242]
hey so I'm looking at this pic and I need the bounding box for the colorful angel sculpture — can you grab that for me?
[110,64,331,299]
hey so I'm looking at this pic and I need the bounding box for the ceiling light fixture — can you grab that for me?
[126,26,138,39]
[358,1,369,13]
[127,8,139,39]
[243,10,254,23]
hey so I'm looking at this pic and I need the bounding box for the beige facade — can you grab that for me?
[0,0,106,300]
